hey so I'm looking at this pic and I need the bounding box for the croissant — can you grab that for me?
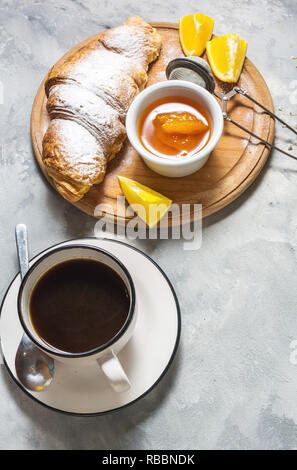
[42,16,162,202]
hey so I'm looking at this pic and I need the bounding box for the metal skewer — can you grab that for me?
[166,57,296,160]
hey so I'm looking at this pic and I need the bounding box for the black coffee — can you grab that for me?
[29,258,130,354]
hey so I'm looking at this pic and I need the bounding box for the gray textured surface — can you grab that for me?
[0,0,297,450]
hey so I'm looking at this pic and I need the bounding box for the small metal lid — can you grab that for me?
[166,57,215,94]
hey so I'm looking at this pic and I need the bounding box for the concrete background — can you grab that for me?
[0,0,297,449]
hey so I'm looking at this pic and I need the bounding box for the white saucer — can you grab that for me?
[0,238,181,415]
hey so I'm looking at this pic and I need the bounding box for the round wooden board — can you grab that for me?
[31,22,275,225]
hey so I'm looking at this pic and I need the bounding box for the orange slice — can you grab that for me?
[206,34,247,83]
[155,112,208,135]
[179,13,214,57]
[118,176,172,228]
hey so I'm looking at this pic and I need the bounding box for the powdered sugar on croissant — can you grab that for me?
[42,16,162,202]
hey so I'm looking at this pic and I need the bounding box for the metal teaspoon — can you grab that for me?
[15,224,54,391]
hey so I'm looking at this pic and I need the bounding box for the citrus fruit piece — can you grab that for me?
[206,33,247,83]
[118,176,172,228]
[179,12,214,57]
[233,38,248,82]
[155,112,208,135]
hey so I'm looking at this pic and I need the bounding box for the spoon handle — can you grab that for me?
[15,224,29,280]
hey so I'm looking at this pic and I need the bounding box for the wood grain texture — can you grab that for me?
[31,22,275,225]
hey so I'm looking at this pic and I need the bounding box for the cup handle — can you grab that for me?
[97,350,131,393]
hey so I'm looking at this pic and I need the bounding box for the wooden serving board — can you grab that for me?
[31,22,275,225]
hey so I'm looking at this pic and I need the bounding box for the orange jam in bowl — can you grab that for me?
[138,96,211,159]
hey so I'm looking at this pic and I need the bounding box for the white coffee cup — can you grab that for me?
[17,244,137,393]
[126,80,224,177]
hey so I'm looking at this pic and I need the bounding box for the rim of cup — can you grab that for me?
[17,244,136,359]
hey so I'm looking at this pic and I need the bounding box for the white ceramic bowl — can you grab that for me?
[126,80,224,177]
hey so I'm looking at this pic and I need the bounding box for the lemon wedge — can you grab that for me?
[179,12,214,57]
[118,176,172,228]
[206,33,247,83]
